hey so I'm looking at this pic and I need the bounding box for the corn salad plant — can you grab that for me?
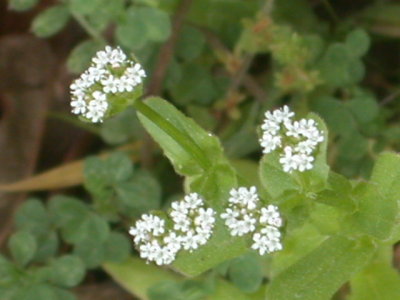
[2,0,400,299]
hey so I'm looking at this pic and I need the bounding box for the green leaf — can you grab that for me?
[103,232,131,263]
[31,5,70,38]
[338,132,368,160]
[116,6,171,49]
[176,25,205,61]
[148,280,211,300]
[266,235,376,300]
[148,281,184,300]
[104,257,254,300]
[298,112,329,192]
[367,152,400,241]
[49,196,109,245]
[310,96,357,136]
[370,152,400,202]
[13,284,58,300]
[345,28,370,57]
[116,170,161,217]
[49,255,85,287]
[69,0,103,15]
[48,195,89,230]
[51,288,77,300]
[136,97,223,176]
[105,151,134,183]
[0,255,16,286]
[15,198,50,236]
[317,43,363,87]
[64,213,110,245]
[34,231,59,262]
[74,237,105,269]
[67,39,104,74]
[349,247,400,300]
[271,223,325,276]
[346,90,379,125]
[8,231,37,266]
[227,253,263,293]
[351,181,397,240]
[84,156,109,196]
[173,164,248,276]
[116,9,148,50]
[170,64,217,106]
[100,107,144,145]
[138,7,171,42]
[231,159,262,191]
[315,172,354,210]
[259,151,300,199]
[8,0,38,11]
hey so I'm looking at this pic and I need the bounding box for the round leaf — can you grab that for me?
[67,39,104,74]
[103,232,131,263]
[228,253,263,293]
[31,5,70,38]
[49,255,85,287]
[8,231,37,266]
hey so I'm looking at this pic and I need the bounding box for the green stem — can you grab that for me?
[71,11,106,44]
[133,100,212,171]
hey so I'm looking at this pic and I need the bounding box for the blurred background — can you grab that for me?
[1,0,400,299]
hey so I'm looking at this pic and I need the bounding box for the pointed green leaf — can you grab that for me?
[349,247,400,300]
[266,235,376,300]
[351,181,397,240]
[136,97,224,176]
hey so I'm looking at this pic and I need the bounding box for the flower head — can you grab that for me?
[129,192,216,264]
[169,193,216,252]
[221,187,284,256]
[70,46,146,123]
[259,106,324,173]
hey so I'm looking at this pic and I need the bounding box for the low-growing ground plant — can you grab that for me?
[2,0,400,299]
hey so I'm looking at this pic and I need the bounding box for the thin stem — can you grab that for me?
[133,100,212,171]
[71,11,106,44]
[320,0,339,23]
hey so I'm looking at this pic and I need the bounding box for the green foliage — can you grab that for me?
[31,5,70,38]
[8,231,37,266]
[67,40,105,74]
[48,255,85,287]
[116,6,171,50]
[227,253,263,293]
[8,0,38,11]
[8,1,400,299]
[266,235,376,300]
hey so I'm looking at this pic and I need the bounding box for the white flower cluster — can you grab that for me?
[221,186,283,255]
[129,193,215,265]
[259,105,324,173]
[70,46,146,123]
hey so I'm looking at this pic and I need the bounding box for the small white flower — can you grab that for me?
[71,98,86,115]
[195,208,215,229]
[273,105,295,123]
[181,230,199,252]
[297,153,314,172]
[279,146,298,173]
[184,193,203,209]
[70,46,146,123]
[260,205,283,227]
[164,232,182,253]
[259,106,324,173]
[101,75,120,94]
[260,132,281,154]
